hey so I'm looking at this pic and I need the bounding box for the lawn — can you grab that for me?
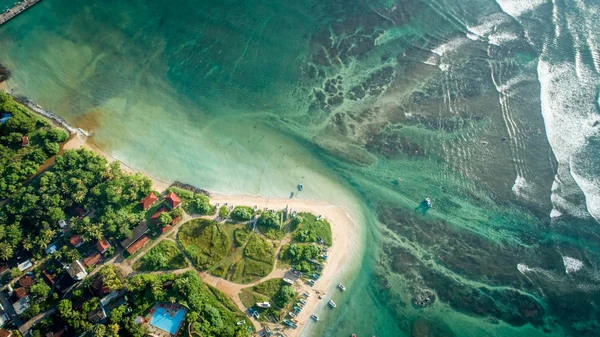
[133,240,187,271]
[292,212,333,246]
[177,219,230,270]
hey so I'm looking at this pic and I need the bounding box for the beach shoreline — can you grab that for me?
[59,124,362,337]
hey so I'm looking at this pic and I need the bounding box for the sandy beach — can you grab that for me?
[63,133,362,336]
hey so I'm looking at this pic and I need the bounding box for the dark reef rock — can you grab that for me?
[0,63,11,83]
[411,318,456,337]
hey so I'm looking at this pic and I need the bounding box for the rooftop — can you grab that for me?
[126,235,149,255]
[165,192,181,209]
[83,251,102,268]
[66,260,87,281]
[18,275,34,289]
[70,234,84,247]
[140,192,158,210]
[120,222,149,249]
[96,239,111,253]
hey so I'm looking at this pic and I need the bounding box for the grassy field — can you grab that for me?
[133,240,188,271]
[292,212,332,246]
[177,219,230,270]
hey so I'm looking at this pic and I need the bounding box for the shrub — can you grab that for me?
[230,206,253,221]
[218,205,229,219]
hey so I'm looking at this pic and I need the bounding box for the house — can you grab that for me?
[17,275,34,289]
[83,251,102,268]
[160,225,172,234]
[69,234,84,248]
[96,239,111,254]
[87,305,107,324]
[90,277,111,298]
[17,260,32,272]
[11,288,29,315]
[119,222,149,250]
[42,270,55,287]
[165,191,181,209]
[45,243,58,255]
[0,303,11,327]
[20,136,29,147]
[126,235,149,255]
[58,219,68,229]
[66,260,87,281]
[0,329,14,337]
[139,192,158,210]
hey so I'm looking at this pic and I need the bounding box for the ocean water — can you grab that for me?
[1,0,599,336]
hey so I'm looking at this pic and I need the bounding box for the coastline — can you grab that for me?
[50,105,362,336]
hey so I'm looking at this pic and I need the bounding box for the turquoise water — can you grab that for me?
[1,0,600,336]
[150,307,186,334]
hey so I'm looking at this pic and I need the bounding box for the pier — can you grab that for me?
[0,0,43,26]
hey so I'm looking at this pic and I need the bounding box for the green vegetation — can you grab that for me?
[218,205,229,218]
[230,234,274,283]
[166,186,194,200]
[177,219,230,270]
[244,234,275,264]
[292,212,332,245]
[0,148,153,262]
[0,92,68,200]
[184,193,216,215]
[127,271,250,336]
[233,227,251,247]
[242,278,296,322]
[279,243,323,273]
[134,240,187,271]
[230,206,253,221]
[256,211,285,240]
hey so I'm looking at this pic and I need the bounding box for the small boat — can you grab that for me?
[308,280,315,286]
[292,211,297,217]
[310,314,319,321]
[236,320,246,325]
[283,278,294,284]
[338,284,346,291]
[328,300,337,308]
[316,215,322,220]
[425,197,432,208]
[256,302,271,308]
[298,182,303,191]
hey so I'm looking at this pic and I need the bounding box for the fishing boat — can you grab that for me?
[338,283,346,291]
[256,302,271,308]
[310,314,319,321]
[298,182,303,191]
[328,300,337,308]
[425,197,432,208]
[283,278,294,284]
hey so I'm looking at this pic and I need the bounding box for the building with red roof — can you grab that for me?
[165,192,181,209]
[126,236,149,255]
[18,275,34,289]
[70,234,84,248]
[21,136,29,147]
[96,239,111,254]
[83,251,102,268]
[139,192,158,210]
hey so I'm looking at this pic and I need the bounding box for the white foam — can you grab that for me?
[466,33,480,41]
[537,60,600,221]
[495,0,548,18]
[550,209,562,218]
[431,37,468,56]
[512,175,532,198]
[488,32,519,46]
[517,263,531,274]
[562,256,584,274]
